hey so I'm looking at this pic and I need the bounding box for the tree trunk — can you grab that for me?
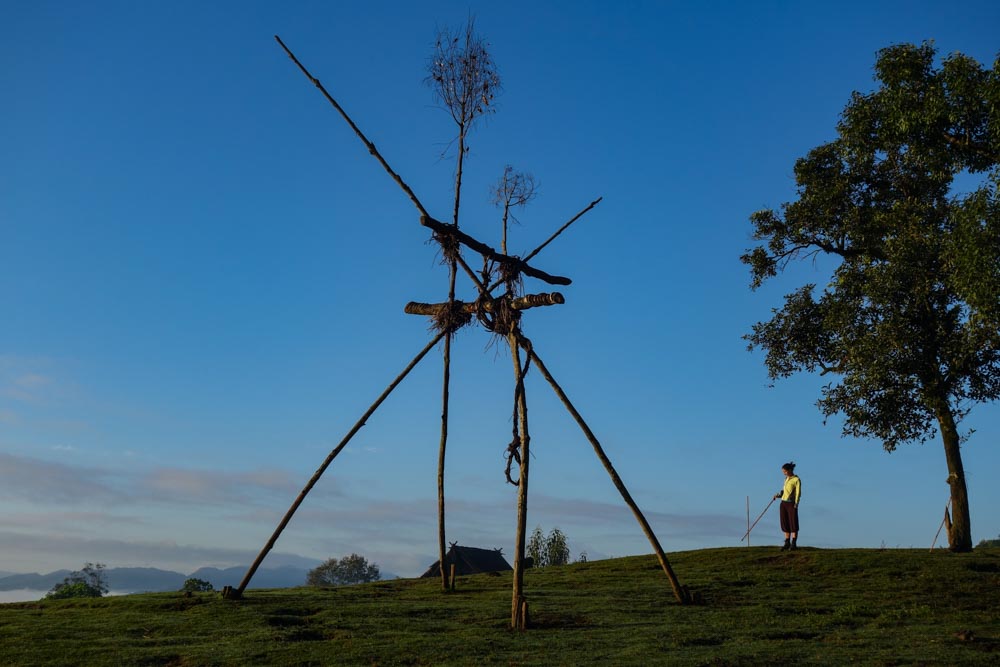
[935,402,972,552]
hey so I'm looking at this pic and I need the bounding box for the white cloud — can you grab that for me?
[0,451,744,578]
[0,530,319,574]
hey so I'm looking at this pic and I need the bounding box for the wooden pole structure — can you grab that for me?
[509,331,532,629]
[420,216,571,286]
[231,331,446,597]
[520,341,690,605]
[404,292,564,316]
[488,197,603,293]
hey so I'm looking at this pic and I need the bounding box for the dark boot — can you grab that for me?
[790,538,798,551]
[781,539,790,551]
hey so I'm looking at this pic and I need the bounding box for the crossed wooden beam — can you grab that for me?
[225,35,694,624]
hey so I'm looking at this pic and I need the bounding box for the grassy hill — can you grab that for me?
[1,547,998,665]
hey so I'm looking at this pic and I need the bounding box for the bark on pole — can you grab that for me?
[521,342,690,605]
[508,331,532,629]
[233,331,446,597]
[404,292,564,316]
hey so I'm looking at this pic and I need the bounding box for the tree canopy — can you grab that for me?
[743,42,1000,552]
[306,553,381,587]
[46,562,109,599]
[527,526,571,567]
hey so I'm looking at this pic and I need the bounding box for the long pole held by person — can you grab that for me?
[741,496,776,542]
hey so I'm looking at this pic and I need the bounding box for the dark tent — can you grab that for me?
[420,544,512,578]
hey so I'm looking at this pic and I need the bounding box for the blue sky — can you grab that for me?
[2,0,999,579]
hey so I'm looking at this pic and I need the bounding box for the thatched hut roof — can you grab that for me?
[420,544,512,578]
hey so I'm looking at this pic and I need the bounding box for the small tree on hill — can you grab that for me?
[46,562,108,599]
[526,526,572,567]
[545,528,570,566]
[306,553,381,586]
[181,578,214,593]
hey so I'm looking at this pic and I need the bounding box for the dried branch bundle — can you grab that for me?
[426,19,501,130]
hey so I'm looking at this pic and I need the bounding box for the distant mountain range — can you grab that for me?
[0,563,401,594]
[0,565,314,593]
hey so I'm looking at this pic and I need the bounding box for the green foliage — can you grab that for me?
[44,581,103,600]
[5,549,1000,665]
[527,525,572,567]
[306,553,380,586]
[527,525,545,566]
[976,534,1000,548]
[181,578,214,593]
[46,562,108,599]
[742,42,1000,552]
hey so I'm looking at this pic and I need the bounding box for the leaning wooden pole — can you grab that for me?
[232,331,446,597]
[508,331,532,629]
[274,35,430,219]
[521,342,690,605]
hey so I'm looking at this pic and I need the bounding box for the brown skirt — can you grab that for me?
[780,501,799,533]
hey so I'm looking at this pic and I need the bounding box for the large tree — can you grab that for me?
[743,43,1000,552]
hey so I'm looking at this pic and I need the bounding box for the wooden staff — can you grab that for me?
[746,496,751,547]
[741,497,776,542]
[520,340,689,605]
[233,331,446,597]
[930,499,953,551]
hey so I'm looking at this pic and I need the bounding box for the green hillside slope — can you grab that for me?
[1,547,998,665]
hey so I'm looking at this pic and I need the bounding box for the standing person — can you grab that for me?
[774,462,801,550]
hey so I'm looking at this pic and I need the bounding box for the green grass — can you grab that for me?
[2,547,999,665]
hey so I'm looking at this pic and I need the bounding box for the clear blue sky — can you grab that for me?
[2,0,999,579]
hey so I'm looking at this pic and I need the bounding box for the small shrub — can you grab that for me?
[181,578,214,593]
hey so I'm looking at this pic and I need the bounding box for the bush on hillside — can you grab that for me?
[46,562,108,599]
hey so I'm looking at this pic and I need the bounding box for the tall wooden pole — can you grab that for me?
[232,331,446,597]
[436,331,452,591]
[521,341,689,605]
[508,331,531,629]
